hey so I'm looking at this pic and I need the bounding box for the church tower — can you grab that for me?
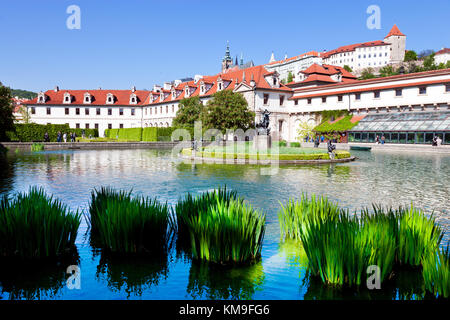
[222,41,233,73]
[384,24,406,63]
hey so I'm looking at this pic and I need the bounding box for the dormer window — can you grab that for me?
[84,93,91,104]
[273,78,277,86]
[217,82,223,91]
[185,86,190,97]
[37,92,46,104]
[160,92,164,101]
[171,89,176,100]
[63,92,71,104]
[129,93,137,105]
[106,93,114,104]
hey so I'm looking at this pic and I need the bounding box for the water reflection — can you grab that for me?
[95,255,169,298]
[187,262,265,300]
[0,152,14,194]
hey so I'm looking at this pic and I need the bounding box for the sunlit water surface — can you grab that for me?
[0,149,448,300]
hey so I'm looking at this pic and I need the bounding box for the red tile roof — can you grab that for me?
[385,24,405,38]
[266,51,322,66]
[436,48,450,55]
[322,40,388,59]
[26,89,150,106]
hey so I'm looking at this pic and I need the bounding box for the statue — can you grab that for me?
[256,109,271,135]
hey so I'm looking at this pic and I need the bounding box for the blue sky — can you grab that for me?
[1,0,449,92]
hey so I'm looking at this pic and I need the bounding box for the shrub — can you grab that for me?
[290,142,301,148]
[118,128,142,141]
[0,187,81,259]
[142,127,158,141]
[88,187,174,255]
[31,143,44,152]
[186,197,265,264]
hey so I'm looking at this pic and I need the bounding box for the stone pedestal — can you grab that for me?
[253,135,272,151]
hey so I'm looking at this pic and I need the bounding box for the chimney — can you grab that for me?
[163,82,172,90]
[131,86,136,92]
[54,86,59,92]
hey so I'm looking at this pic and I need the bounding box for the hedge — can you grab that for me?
[5,124,97,142]
[104,127,176,142]
[314,115,359,133]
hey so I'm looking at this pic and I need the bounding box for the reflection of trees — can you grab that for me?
[187,261,265,300]
[95,254,169,298]
[0,152,15,194]
[0,255,79,300]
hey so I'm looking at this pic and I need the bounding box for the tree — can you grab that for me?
[172,96,204,129]
[343,65,353,73]
[422,53,436,71]
[379,65,399,77]
[360,68,376,80]
[296,120,316,142]
[287,71,294,83]
[0,82,15,141]
[418,50,434,59]
[404,50,417,62]
[201,90,255,133]
[19,105,32,124]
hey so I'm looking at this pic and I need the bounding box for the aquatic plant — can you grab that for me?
[175,186,238,247]
[0,187,81,259]
[31,143,44,152]
[422,245,450,298]
[278,194,343,241]
[186,197,265,265]
[88,187,174,255]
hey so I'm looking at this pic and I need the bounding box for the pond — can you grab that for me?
[0,148,449,300]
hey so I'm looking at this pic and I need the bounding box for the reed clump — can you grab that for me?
[185,197,265,265]
[279,195,444,288]
[175,187,238,247]
[0,187,81,259]
[88,187,174,255]
[422,246,450,298]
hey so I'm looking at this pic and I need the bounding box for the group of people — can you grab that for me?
[46,131,77,143]
[432,135,442,147]
[375,135,386,145]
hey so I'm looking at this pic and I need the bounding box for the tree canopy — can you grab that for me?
[172,96,204,129]
[201,90,255,133]
[404,50,417,62]
[359,68,376,80]
[0,82,15,141]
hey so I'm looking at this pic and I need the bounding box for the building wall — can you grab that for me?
[435,53,450,65]
[323,45,392,71]
[384,35,406,63]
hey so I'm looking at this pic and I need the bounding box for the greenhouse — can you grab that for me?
[348,112,450,144]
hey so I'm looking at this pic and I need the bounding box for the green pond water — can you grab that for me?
[0,148,448,300]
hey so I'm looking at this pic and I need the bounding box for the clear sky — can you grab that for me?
[1,0,449,92]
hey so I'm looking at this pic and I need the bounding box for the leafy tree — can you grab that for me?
[379,65,399,77]
[404,50,417,62]
[201,90,254,133]
[343,65,353,73]
[287,71,294,83]
[359,68,376,80]
[423,54,436,71]
[0,82,15,141]
[172,96,204,129]
[296,120,316,142]
[19,105,32,124]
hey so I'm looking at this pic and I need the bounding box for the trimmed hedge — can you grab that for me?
[105,127,176,142]
[314,115,359,133]
[182,149,351,161]
[5,124,98,142]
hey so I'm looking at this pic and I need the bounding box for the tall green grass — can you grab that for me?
[422,245,450,298]
[279,195,444,288]
[186,197,265,265]
[31,143,44,152]
[0,187,81,259]
[88,187,174,255]
[175,187,238,248]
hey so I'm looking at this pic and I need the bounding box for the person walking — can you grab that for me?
[44,132,50,142]
[57,131,62,143]
[436,135,442,146]
[381,135,385,145]
[314,136,320,148]
[432,136,438,146]
[375,135,380,144]
[63,132,67,143]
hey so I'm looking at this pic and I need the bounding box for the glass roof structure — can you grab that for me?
[349,112,450,132]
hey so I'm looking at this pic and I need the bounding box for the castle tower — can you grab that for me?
[222,41,233,73]
[384,24,406,63]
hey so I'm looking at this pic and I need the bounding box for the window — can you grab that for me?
[279,95,285,106]
[31,107,36,114]
[119,124,124,129]
[172,105,175,113]
[108,108,112,116]
[119,108,124,116]
[322,97,327,103]
[446,84,450,92]
[263,94,269,105]
[150,108,152,115]
[338,95,343,102]
[166,106,168,113]
[295,100,298,106]
[75,108,80,115]
[85,108,89,115]
[155,107,157,114]
[65,108,69,115]
[160,106,163,113]
[307,98,312,104]
[76,123,80,129]
[419,86,427,95]
[108,124,112,130]
[374,91,380,98]
[131,108,135,116]
[95,123,99,130]
[46,107,51,115]
[395,89,402,97]
[85,123,90,129]
[355,93,361,100]
[96,108,101,115]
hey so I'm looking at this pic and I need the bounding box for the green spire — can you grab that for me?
[223,41,232,62]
